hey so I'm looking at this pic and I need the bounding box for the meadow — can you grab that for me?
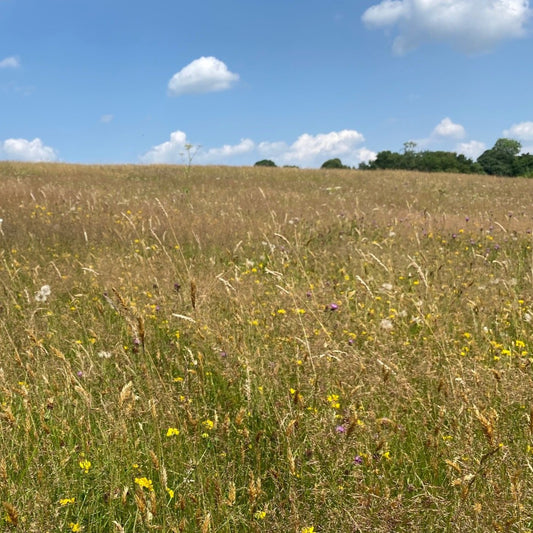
[0,161,532,532]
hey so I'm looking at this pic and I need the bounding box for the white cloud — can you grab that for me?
[362,0,532,54]
[503,121,533,141]
[0,56,20,68]
[204,139,255,159]
[139,130,189,164]
[282,130,365,164]
[1,138,58,162]
[168,56,239,96]
[432,117,466,139]
[356,147,378,164]
[100,114,114,124]
[456,140,486,159]
[141,129,371,167]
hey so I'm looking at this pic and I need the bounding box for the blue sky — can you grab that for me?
[1,0,532,167]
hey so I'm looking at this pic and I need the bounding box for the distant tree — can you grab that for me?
[493,138,521,156]
[254,159,277,167]
[321,158,349,169]
[513,153,533,177]
[477,138,521,176]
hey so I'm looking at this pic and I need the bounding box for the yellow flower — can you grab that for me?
[166,427,180,437]
[254,510,267,520]
[202,419,214,430]
[60,497,75,506]
[166,487,175,499]
[79,460,91,474]
[69,523,81,532]
[301,527,315,533]
[135,477,154,491]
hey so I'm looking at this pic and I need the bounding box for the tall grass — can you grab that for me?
[0,162,532,532]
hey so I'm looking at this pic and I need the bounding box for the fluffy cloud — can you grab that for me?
[1,138,58,162]
[168,57,239,96]
[432,117,466,139]
[203,139,255,159]
[100,114,114,124]
[141,129,371,167]
[0,56,19,68]
[139,130,190,164]
[503,121,533,141]
[456,140,486,159]
[362,0,532,54]
[282,130,365,163]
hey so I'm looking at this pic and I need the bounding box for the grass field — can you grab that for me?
[0,162,532,532]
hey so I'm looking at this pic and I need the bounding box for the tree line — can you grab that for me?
[254,138,533,177]
[360,138,533,177]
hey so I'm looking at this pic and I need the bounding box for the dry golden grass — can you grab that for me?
[0,162,532,532]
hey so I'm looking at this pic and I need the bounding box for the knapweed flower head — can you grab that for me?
[354,455,363,465]
[328,303,339,311]
[35,284,51,302]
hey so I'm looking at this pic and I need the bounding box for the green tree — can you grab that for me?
[477,138,522,176]
[254,159,277,167]
[321,158,349,169]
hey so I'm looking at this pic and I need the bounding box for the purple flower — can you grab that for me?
[329,303,339,311]
[335,425,346,434]
[77,371,83,377]
[354,455,363,465]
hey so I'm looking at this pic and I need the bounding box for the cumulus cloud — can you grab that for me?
[503,121,533,141]
[362,0,532,54]
[456,140,486,159]
[141,129,371,167]
[282,130,365,163]
[1,137,58,162]
[432,117,466,139]
[0,56,20,68]
[139,130,190,164]
[168,56,239,96]
[204,139,255,159]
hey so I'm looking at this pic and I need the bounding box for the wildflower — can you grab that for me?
[166,427,180,437]
[135,477,154,491]
[328,303,338,311]
[335,425,346,434]
[69,523,81,532]
[98,350,112,359]
[203,419,214,430]
[301,527,315,533]
[380,318,393,331]
[166,487,175,499]
[327,394,340,409]
[79,459,91,474]
[354,455,363,465]
[254,510,267,520]
[60,497,75,506]
[35,284,51,302]
[381,283,393,291]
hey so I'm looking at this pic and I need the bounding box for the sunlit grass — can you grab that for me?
[0,162,532,531]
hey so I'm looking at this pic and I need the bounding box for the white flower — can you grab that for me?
[380,318,393,331]
[381,283,393,291]
[35,284,51,302]
[98,351,112,359]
